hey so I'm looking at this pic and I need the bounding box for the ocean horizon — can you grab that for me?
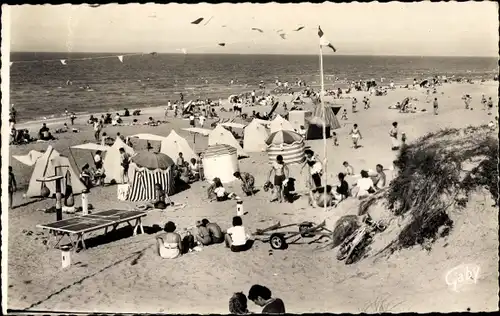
[9,52,498,122]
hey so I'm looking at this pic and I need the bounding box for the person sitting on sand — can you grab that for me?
[213,181,238,202]
[188,158,200,182]
[234,171,255,196]
[150,183,173,210]
[229,292,250,315]
[372,164,387,190]
[349,124,362,149]
[340,109,348,120]
[201,219,224,244]
[38,123,55,141]
[334,173,349,201]
[248,284,286,314]
[194,220,212,246]
[157,221,183,259]
[79,164,93,190]
[225,216,252,252]
[351,170,376,199]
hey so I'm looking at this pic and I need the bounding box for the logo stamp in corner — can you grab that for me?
[445,263,480,292]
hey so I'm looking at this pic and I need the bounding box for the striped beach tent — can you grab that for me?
[127,152,176,201]
[203,144,239,183]
[266,130,305,165]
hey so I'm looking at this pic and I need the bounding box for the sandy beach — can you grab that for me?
[7,81,499,313]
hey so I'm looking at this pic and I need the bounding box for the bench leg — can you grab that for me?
[75,233,86,250]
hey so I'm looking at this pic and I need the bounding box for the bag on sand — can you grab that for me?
[117,184,129,201]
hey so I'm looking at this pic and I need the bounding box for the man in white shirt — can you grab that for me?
[189,114,195,127]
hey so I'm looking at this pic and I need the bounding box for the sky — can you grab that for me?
[7,2,499,56]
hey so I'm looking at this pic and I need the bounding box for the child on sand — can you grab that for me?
[351,98,358,113]
[343,161,354,175]
[341,109,348,120]
[332,132,339,146]
[234,171,256,196]
[225,216,252,252]
[349,124,363,149]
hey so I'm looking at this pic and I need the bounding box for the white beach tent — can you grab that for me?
[243,119,269,152]
[269,114,295,134]
[160,130,197,162]
[103,138,135,184]
[24,146,87,198]
[288,110,312,132]
[127,133,167,142]
[208,124,248,157]
[13,150,44,167]
[203,144,239,183]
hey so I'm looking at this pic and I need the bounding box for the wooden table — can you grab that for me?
[37,209,147,251]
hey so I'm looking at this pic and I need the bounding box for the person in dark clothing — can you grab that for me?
[248,284,285,314]
[334,172,349,200]
[9,166,17,209]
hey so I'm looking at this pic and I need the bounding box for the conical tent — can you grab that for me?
[208,124,247,157]
[160,130,197,162]
[26,146,86,198]
[269,114,295,134]
[243,119,269,152]
[312,104,341,130]
[103,137,135,184]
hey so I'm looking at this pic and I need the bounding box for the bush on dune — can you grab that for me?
[382,125,498,252]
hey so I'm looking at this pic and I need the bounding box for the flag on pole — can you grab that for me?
[60,59,67,65]
[117,55,124,63]
[318,26,336,52]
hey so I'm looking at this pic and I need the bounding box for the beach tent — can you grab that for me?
[127,133,166,152]
[203,144,239,183]
[160,130,197,162]
[103,138,135,184]
[127,152,176,201]
[266,130,305,165]
[13,150,44,166]
[208,124,247,157]
[312,103,341,130]
[306,116,331,140]
[25,146,86,198]
[288,110,312,132]
[243,119,269,152]
[269,114,295,134]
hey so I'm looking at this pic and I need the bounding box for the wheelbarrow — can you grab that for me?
[253,220,332,250]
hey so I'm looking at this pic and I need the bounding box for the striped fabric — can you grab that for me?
[204,144,237,158]
[127,166,175,202]
[267,141,306,165]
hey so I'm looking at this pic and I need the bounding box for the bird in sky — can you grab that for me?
[251,27,264,33]
[191,17,204,24]
[294,26,305,32]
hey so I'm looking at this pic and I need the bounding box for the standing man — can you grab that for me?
[251,90,256,104]
[248,284,285,314]
[9,166,17,209]
[94,120,102,142]
[487,97,493,115]
[268,155,289,203]
[433,97,439,115]
[119,148,130,184]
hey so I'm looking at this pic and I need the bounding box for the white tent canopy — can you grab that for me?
[183,127,212,136]
[13,150,44,166]
[208,125,247,157]
[71,143,109,151]
[160,130,197,162]
[127,133,167,142]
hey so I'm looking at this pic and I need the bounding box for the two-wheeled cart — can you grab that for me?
[253,220,332,250]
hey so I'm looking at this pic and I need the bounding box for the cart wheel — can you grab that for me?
[270,233,287,250]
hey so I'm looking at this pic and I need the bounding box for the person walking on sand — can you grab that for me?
[248,284,286,314]
[8,166,17,209]
[462,94,471,110]
[268,155,289,203]
[349,124,363,149]
[351,98,358,113]
[198,114,206,128]
[433,98,439,115]
[389,122,400,151]
[487,97,493,115]
[93,120,102,142]
[481,94,487,110]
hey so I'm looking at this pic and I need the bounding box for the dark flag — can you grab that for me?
[318,26,336,52]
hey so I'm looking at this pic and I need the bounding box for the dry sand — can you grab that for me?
[6,81,499,313]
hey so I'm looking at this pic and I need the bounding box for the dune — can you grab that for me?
[6,81,498,313]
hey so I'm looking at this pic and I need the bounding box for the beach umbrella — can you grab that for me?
[131,152,174,170]
[266,130,303,146]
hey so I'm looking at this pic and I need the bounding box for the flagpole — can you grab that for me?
[319,42,328,213]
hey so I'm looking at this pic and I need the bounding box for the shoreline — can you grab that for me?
[14,79,497,130]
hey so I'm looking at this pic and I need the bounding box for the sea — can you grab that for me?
[9,52,498,122]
